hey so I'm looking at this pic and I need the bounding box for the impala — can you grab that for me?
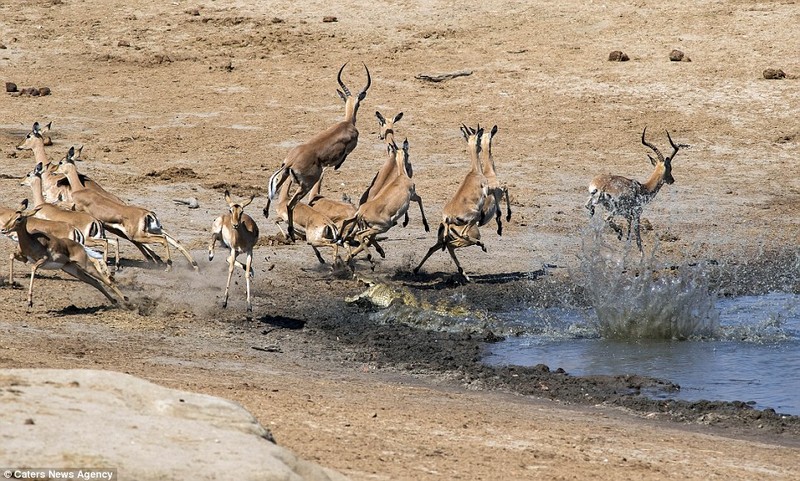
[58,152,199,271]
[0,201,95,284]
[273,180,343,265]
[265,63,371,241]
[209,191,259,312]
[340,139,429,267]
[477,125,512,235]
[585,127,681,252]
[413,125,488,281]
[359,111,405,204]
[1,201,127,308]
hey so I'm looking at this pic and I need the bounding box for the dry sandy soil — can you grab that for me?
[1,0,799,479]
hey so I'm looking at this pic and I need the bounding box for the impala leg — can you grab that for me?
[412,193,430,232]
[604,214,625,240]
[311,246,326,264]
[244,251,253,313]
[163,232,198,270]
[445,243,471,282]
[632,215,643,253]
[62,263,123,305]
[208,231,221,261]
[503,186,512,222]
[107,237,120,271]
[27,259,46,308]
[223,249,236,308]
[414,240,444,274]
[286,184,312,242]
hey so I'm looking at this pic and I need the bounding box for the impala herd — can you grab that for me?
[2,63,683,312]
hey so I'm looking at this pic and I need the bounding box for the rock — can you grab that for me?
[322,16,338,23]
[20,87,40,96]
[608,50,629,62]
[763,68,786,80]
[0,369,350,481]
[173,197,200,209]
[669,49,690,62]
[5,81,17,92]
[118,40,131,47]
[38,86,51,96]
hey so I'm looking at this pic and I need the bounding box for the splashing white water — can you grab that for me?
[576,230,720,340]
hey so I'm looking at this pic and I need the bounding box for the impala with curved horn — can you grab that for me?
[264,63,371,242]
[585,127,682,252]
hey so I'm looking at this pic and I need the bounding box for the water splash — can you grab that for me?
[576,228,720,340]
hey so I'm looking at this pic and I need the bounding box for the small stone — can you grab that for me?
[270,17,284,24]
[0,43,7,49]
[20,87,40,96]
[763,68,786,80]
[118,40,130,47]
[24,418,34,425]
[186,8,200,16]
[669,49,690,62]
[608,50,629,62]
[5,81,17,92]
[38,87,51,96]
[322,16,338,23]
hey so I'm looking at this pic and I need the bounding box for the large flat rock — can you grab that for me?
[0,369,349,481]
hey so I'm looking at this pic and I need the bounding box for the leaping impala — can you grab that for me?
[264,63,371,241]
[585,127,682,252]
[1,201,127,308]
[477,125,512,235]
[57,149,199,271]
[209,191,259,312]
[414,126,488,281]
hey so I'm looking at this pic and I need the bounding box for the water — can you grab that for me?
[484,292,800,415]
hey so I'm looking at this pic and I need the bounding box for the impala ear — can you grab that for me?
[34,162,43,174]
[375,111,385,125]
[491,125,498,137]
[336,89,347,102]
[402,138,409,152]
[19,198,29,211]
[394,112,404,123]
[647,154,657,166]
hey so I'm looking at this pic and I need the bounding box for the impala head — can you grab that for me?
[641,127,680,185]
[56,146,78,172]
[20,162,45,187]
[0,199,36,234]
[376,111,403,140]
[460,124,484,152]
[480,125,498,155]
[16,121,51,151]
[336,62,371,122]
[224,190,255,229]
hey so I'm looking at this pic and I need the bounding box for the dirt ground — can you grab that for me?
[1,0,799,479]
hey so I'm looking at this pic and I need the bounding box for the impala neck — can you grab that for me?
[640,165,668,200]
[469,141,482,174]
[343,98,360,125]
[481,148,497,180]
[30,141,49,166]
[62,163,86,191]
[29,176,47,207]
